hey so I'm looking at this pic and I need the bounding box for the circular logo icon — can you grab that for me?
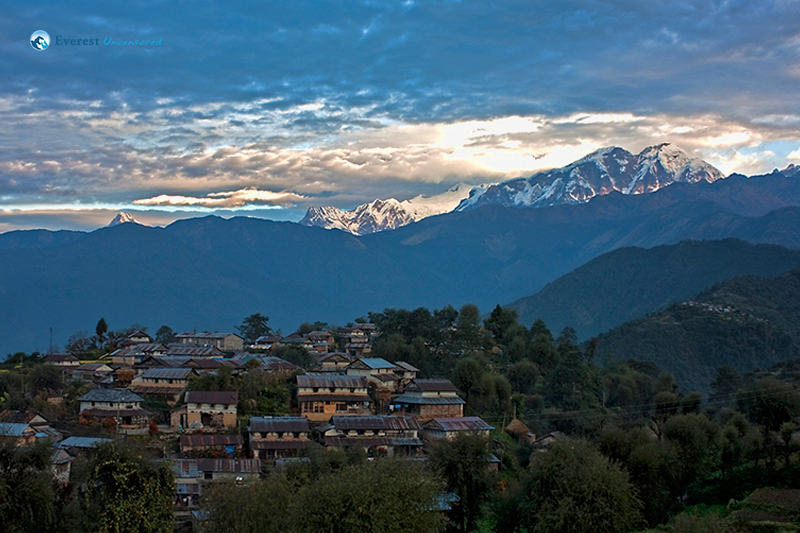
[31,30,50,51]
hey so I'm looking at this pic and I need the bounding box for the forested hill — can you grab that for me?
[595,267,800,393]
[506,239,800,340]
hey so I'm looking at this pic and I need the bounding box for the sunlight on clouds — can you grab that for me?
[696,131,753,147]
[133,187,306,208]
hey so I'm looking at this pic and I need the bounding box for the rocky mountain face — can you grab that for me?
[455,143,723,211]
[299,184,475,235]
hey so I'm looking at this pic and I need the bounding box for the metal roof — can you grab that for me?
[426,417,493,432]
[0,422,34,437]
[409,379,460,392]
[324,436,423,447]
[394,361,419,372]
[177,332,241,340]
[184,391,239,405]
[331,415,420,431]
[129,385,184,396]
[196,458,261,473]
[297,394,371,403]
[142,368,194,380]
[392,394,465,405]
[57,436,112,449]
[165,345,225,357]
[171,459,200,478]
[297,374,367,388]
[79,388,144,403]
[248,416,310,433]
[180,434,242,447]
[352,358,396,370]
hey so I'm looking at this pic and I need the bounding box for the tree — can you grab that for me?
[205,459,444,533]
[428,434,495,533]
[297,459,444,533]
[0,442,60,533]
[738,379,800,435]
[507,360,539,395]
[522,438,643,533]
[83,444,174,533]
[155,325,176,345]
[204,475,295,533]
[237,313,272,344]
[95,318,108,346]
[485,305,520,343]
[709,365,741,405]
[65,331,91,355]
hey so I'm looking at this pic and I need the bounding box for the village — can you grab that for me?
[0,322,541,531]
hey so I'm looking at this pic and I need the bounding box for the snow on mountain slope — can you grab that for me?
[108,212,143,227]
[299,184,479,235]
[455,143,723,211]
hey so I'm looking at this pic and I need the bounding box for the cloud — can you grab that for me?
[133,188,306,208]
[3,0,800,232]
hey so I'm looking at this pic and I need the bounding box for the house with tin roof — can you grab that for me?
[179,434,243,457]
[423,417,494,440]
[392,379,465,422]
[176,332,244,351]
[248,416,311,460]
[78,388,151,428]
[319,415,423,456]
[296,374,371,422]
[0,422,37,446]
[171,391,238,431]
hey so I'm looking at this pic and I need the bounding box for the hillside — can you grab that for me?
[594,268,800,393]
[505,239,800,339]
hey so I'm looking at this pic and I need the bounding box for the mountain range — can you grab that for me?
[2,150,800,357]
[456,143,723,211]
[300,143,722,235]
[299,184,475,235]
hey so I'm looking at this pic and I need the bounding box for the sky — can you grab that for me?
[2,0,800,231]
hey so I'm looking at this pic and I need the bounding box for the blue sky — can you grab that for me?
[2,0,800,231]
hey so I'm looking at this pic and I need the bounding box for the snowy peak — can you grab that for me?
[300,200,413,235]
[299,184,478,235]
[456,143,723,211]
[108,212,142,227]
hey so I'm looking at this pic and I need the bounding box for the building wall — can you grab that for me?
[418,404,463,422]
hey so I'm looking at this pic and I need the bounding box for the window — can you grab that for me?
[204,472,213,480]
[312,387,319,393]
[336,403,347,412]
[276,432,284,438]
[293,432,300,439]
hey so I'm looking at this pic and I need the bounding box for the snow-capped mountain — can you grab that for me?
[300,183,478,235]
[455,143,724,211]
[108,212,142,227]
